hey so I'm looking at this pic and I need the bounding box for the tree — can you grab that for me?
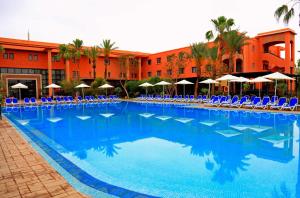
[275,1,299,26]
[69,39,83,80]
[223,30,248,73]
[205,16,235,76]
[190,42,208,96]
[84,46,101,79]
[118,54,136,98]
[100,39,118,80]
[0,45,4,53]
[58,44,72,81]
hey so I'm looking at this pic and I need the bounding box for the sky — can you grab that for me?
[0,0,299,57]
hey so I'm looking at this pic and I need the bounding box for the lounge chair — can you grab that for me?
[30,97,37,105]
[281,97,298,111]
[189,95,195,102]
[47,97,55,104]
[214,96,228,106]
[270,97,287,110]
[56,97,63,104]
[63,96,71,103]
[269,96,278,106]
[68,96,75,103]
[41,97,48,105]
[12,98,19,106]
[172,95,178,102]
[24,97,30,105]
[5,98,12,106]
[208,96,219,105]
[195,95,202,103]
[202,95,208,103]
[244,97,261,108]
[77,96,83,103]
[254,96,270,109]
[231,96,247,108]
[222,95,239,107]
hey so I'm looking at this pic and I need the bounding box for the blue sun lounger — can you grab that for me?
[270,97,287,110]
[24,97,30,106]
[222,95,238,107]
[254,96,270,109]
[30,97,37,105]
[244,97,261,108]
[12,98,19,106]
[41,97,48,105]
[269,96,278,106]
[5,98,13,106]
[231,96,247,108]
[281,97,298,111]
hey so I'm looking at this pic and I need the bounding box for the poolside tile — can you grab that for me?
[0,119,87,198]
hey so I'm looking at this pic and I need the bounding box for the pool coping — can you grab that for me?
[3,111,157,198]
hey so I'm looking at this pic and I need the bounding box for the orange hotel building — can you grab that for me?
[0,28,296,99]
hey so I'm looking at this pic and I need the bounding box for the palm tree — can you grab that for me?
[275,1,299,26]
[118,54,135,98]
[100,39,118,80]
[223,30,248,73]
[69,39,83,80]
[190,42,208,96]
[205,16,235,75]
[58,44,72,81]
[206,46,218,95]
[84,46,101,79]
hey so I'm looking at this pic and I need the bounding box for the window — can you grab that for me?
[28,54,33,61]
[3,53,8,59]
[147,72,152,77]
[263,61,269,70]
[167,69,172,76]
[206,65,212,72]
[179,68,184,74]
[104,59,110,65]
[9,53,14,59]
[167,56,172,62]
[156,70,161,77]
[147,59,152,65]
[156,58,161,64]
[192,67,197,73]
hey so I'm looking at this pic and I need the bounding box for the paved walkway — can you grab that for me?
[0,119,87,198]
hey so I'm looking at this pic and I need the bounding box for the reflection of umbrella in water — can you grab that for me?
[11,83,28,101]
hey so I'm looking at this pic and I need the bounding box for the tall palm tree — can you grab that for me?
[69,39,83,80]
[58,44,72,81]
[100,39,118,80]
[205,16,235,75]
[190,42,208,96]
[275,1,299,26]
[223,30,248,73]
[84,46,101,79]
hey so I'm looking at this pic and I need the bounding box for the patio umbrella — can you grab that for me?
[45,83,61,98]
[154,81,171,98]
[230,77,249,97]
[216,74,239,96]
[249,77,272,97]
[99,83,114,96]
[139,82,154,96]
[199,79,219,98]
[75,83,91,98]
[175,80,194,97]
[11,83,28,101]
[263,72,295,96]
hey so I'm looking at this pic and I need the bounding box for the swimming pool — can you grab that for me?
[2,101,300,197]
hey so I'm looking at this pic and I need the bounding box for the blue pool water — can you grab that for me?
[2,102,300,198]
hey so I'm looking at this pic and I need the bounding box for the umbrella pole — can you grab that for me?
[208,83,210,98]
[82,88,84,98]
[19,88,21,101]
[106,89,108,97]
[240,82,242,97]
[228,81,230,96]
[146,87,148,97]
[275,80,277,97]
[163,85,164,98]
[183,85,185,98]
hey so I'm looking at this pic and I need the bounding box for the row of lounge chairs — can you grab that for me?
[137,94,208,103]
[4,95,119,106]
[207,95,298,111]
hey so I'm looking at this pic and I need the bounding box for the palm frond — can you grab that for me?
[205,30,214,41]
[283,7,295,24]
[274,5,289,21]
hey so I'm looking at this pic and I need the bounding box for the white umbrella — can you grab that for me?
[75,83,91,98]
[200,79,219,98]
[99,83,114,96]
[249,77,272,97]
[11,83,28,101]
[216,74,239,96]
[263,72,295,96]
[139,82,154,96]
[45,83,61,98]
[154,81,171,98]
[230,77,250,96]
[175,80,194,97]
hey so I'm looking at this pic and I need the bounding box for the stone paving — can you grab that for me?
[0,119,88,198]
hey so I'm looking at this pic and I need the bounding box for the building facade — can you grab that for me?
[0,28,296,98]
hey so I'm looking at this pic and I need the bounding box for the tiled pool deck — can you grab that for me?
[0,119,87,198]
